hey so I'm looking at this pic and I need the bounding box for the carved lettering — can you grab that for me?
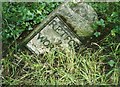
[48,17,78,47]
[49,19,57,29]
[27,16,81,54]
[37,33,51,47]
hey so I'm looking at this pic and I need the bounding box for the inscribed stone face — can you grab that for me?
[27,15,81,54]
[25,2,97,54]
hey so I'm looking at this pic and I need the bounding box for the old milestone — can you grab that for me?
[23,2,98,54]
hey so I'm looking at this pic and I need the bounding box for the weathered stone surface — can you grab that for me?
[56,2,98,37]
[27,15,81,54]
[24,2,97,54]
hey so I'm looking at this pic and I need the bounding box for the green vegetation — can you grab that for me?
[2,2,60,48]
[91,2,120,38]
[1,46,120,85]
[1,2,120,85]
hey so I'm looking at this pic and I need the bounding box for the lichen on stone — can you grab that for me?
[57,2,98,37]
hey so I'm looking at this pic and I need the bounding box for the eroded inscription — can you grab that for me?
[27,15,81,54]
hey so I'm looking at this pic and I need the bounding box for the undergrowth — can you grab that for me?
[1,2,120,86]
[1,36,120,85]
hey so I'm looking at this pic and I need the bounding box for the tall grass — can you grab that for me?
[1,42,120,85]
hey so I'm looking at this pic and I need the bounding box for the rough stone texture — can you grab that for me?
[25,2,97,54]
[56,2,98,37]
[27,16,81,54]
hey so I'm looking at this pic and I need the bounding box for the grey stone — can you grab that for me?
[24,2,97,54]
[27,15,81,54]
[56,2,98,37]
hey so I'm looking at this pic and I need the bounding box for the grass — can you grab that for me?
[1,2,120,86]
[1,36,120,85]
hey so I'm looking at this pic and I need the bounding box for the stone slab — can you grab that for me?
[27,15,81,54]
[20,2,98,54]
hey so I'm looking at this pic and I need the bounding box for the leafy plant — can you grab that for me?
[90,2,120,39]
[1,2,120,86]
[2,2,60,48]
[94,32,101,37]
[108,60,115,67]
